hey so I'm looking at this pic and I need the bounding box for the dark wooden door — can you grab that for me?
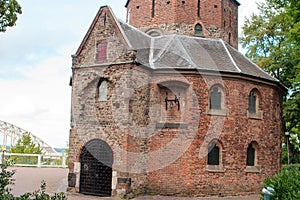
[79,139,113,196]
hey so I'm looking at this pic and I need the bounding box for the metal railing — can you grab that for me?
[0,152,67,168]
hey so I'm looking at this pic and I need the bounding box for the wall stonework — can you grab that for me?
[68,4,284,198]
[126,0,239,48]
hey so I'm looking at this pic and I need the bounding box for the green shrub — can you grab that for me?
[263,165,300,200]
[0,159,67,200]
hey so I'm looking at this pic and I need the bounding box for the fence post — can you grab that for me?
[37,155,42,168]
[62,156,67,168]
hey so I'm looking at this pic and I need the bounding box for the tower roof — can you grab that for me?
[118,20,279,84]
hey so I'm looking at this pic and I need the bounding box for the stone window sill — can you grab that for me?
[245,166,261,173]
[247,110,263,120]
[156,122,188,129]
[205,165,226,173]
[206,108,228,116]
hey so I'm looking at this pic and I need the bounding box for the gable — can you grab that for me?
[72,6,134,68]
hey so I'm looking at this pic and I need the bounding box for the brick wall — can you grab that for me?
[126,0,239,48]
[68,5,283,197]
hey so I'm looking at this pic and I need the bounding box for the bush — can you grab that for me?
[0,159,67,200]
[263,165,300,200]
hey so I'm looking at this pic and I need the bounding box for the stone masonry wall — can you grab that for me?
[126,0,239,48]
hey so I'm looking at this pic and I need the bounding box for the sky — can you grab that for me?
[0,0,264,148]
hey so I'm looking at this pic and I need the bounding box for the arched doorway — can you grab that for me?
[80,139,113,196]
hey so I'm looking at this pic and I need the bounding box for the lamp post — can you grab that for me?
[285,132,290,165]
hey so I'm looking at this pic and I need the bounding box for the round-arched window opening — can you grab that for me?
[148,31,160,37]
[195,23,203,36]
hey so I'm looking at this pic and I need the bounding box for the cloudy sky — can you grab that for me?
[0,0,263,148]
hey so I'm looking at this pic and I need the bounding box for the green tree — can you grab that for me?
[240,0,300,163]
[11,133,42,154]
[10,133,43,165]
[0,0,22,32]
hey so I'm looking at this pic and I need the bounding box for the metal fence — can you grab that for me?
[0,152,67,168]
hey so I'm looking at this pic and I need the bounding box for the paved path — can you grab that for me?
[9,167,260,200]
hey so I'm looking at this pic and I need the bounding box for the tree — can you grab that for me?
[0,0,22,32]
[11,133,42,154]
[240,0,300,162]
[10,133,43,165]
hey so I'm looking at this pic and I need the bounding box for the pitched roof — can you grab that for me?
[118,20,279,83]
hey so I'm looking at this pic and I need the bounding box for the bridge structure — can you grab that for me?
[0,120,57,154]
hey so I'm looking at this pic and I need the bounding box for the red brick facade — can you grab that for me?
[125,0,239,48]
[68,5,284,198]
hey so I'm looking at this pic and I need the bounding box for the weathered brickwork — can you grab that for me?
[68,4,284,198]
[126,0,239,48]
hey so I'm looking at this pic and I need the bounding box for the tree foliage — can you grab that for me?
[0,0,22,32]
[11,133,42,154]
[240,0,300,162]
[263,166,300,199]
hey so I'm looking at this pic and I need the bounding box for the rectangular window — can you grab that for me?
[96,43,107,62]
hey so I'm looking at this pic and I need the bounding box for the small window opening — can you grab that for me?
[96,42,107,62]
[152,0,155,18]
[210,86,222,110]
[182,1,185,5]
[167,1,170,5]
[208,141,220,165]
[248,91,257,114]
[98,80,108,101]
[246,143,255,166]
[197,0,201,18]
[195,23,203,36]
[136,6,140,9]
[214,5,218,8]
[228,32,231,43]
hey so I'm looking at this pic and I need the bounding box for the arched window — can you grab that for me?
[247,89,262,119]
[209,86,222,110]
[98,80,108,101]
[207,140,220,165]
[148,31,160,37]
[248,90,257,114]
[195,24,203,36]
[246,143,255,166]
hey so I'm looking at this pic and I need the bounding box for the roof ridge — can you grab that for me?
[220,39,241,73]
[152,36,175,63]
[108,7,133,49]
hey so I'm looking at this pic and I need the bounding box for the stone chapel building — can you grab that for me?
[68,0,286,197]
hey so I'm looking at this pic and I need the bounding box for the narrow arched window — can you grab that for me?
[248,90,257,114]
[195,24,203,36]
[152,0,155,18]
[210,86,222,110]
[98,80,108,101]
[246,143,255,166]
[208,141,220,165]
[197,0,201,18]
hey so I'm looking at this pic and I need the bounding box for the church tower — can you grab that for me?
[125,0,240,48]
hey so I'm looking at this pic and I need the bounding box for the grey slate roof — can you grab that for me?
[118,20,278,83]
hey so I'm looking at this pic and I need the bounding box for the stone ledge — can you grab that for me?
[245,166,261,173]
[205,165,226,173]
[206,108,228,116]
[156,122,188,129]
[247,110,263,120]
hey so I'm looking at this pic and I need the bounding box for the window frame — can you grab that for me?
[245,142,261,173]
[96,42,108,63]
[206,85,228,116]
[97,79,108,101]
[247,89,263,120]
[206,140,225,172]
